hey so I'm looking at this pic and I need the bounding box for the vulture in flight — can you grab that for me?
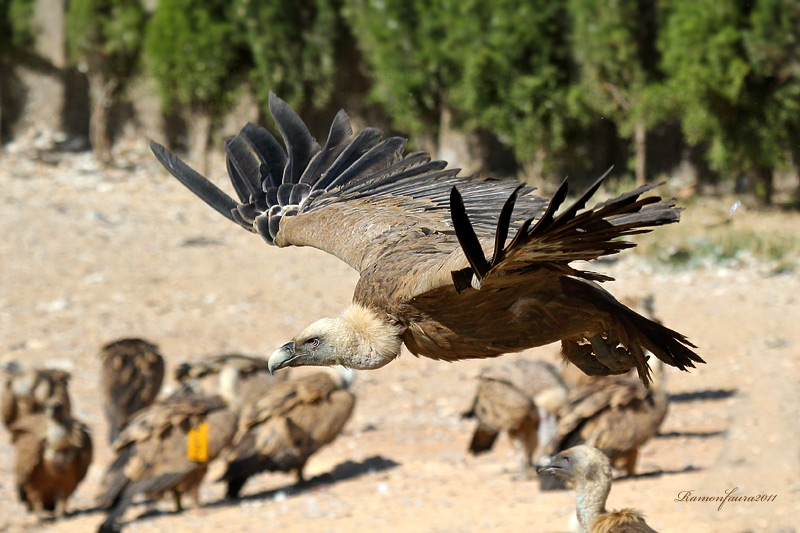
[536,445,658,533]
[99,338,165,442]
[2,361,72,429]
[150,93,702,385]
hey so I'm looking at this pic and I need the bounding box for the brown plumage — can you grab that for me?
[151,93,702,385]
[174,354,288,411]
[99,338,165,443]
[2,362,72,429]
[96,392,237,533]
[464,359,567,478]
[541,364,668,491]
[10,400,92,519]
[536,445,658,532]
[219,368,356,499]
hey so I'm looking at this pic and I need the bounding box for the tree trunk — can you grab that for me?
[749,166,773,205]
[634,120,647,187]
[88,72,116,165]
[521,146,548,186]
[189,109,212,175]
[437,105,486,175]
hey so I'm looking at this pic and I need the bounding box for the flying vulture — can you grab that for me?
[219,367,355,499]
[96,392,237,533]
[10,399,93,519]
[463,358,567,479]
[99,338,165,442]
[536,445,658,533]
[150,93,702,385]
[2,361,72,428]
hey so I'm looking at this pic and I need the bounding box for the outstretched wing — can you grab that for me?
[151,92,547,273]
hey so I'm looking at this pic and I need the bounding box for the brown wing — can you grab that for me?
[11,416,46,487]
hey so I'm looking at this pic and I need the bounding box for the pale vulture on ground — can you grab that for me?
[150,93,701,386]
[99,338,165,442]
[96,392,237,533]
[2,362,72,429]
[219,367,356,499]
[10,399,92,519]
[463,358,567,478]
[536,445,658,532]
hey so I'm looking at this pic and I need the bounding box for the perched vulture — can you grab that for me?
[2,361,71,429]
[99,338,165,443]
[10,399,92,519]
[536,445,658,533]
[150,93,702,385]
[174,354,288,411]
[96,392,237,533]
[541,362,668,490]
[219,367,356,499]
[463,359,567,478]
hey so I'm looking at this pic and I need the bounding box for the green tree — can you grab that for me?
[660,0,800,204]
[145,0,244,170]
[567,0,665,186]
[0,0,34,141]
[66,0,146,164]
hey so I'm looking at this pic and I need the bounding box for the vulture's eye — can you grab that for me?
[306,338,320,348]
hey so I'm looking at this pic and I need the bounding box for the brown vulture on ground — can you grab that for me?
[536,445,658,532]
[2,362,72,429]
[150,93,702,385]
[99,338,165,443]
[10,399,92,519]
[219,367,355,499]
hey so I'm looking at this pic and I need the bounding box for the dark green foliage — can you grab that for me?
[0,0,35,54]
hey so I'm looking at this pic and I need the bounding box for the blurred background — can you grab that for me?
[1,0,800,205]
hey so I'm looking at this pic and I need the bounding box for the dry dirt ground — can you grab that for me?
[0,145,798,533]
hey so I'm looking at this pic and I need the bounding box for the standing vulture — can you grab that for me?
[536,445,658,533]
[99,338,165,443]
[219,367,355,499]
[174,354,288,411]
[2,361,72,428]
[463,359,567,478]
[10,399,93,519]
[96,392,237,533]
[150,93,702,385]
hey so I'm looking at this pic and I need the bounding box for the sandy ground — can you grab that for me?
[0,145,798,533]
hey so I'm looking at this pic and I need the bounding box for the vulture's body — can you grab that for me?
[99,338,165,442]
[220,369,355,499]
[11,401,92,518]
[536,445,658,533]
[2,363,71,428]
[464,359,567,478]
[151,93,702,385]
[96,393,237,533]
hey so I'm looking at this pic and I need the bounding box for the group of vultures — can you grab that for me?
[3,95,705,532]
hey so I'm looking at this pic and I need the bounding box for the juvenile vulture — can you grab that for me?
[541,362,668,490]
[96,393,237,533]
[2,361,72,429]
[536,445,658,533]
[219,367,356,499]
[150,93,702,385]
[463,358,567,478]
[174,354,288,411]
[99,338,165,442]
[10,399,92,519]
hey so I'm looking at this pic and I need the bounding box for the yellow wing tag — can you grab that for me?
[187,421,209,463]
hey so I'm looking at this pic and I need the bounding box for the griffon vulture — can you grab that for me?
[150,93,702,385]
[96,393,237,533]
[99,338,165,443]
[536,445,658,533]
[174,354,288,411]
[10,399,92,519]
[219,367,355,499]
[541,362,668,491]
[463,358,567,478]
[2,361,71,429]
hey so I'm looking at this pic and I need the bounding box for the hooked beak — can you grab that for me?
[268,342,297,374]
[534,455,560,476]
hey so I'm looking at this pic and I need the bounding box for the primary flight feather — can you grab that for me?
[151,92,702,385]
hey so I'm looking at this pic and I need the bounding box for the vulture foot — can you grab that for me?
[562,338,634,377]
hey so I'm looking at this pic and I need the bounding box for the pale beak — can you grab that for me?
[268,342,297,374]
[534,455,558,476]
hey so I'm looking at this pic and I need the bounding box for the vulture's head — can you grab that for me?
[535,445,612,485]
[268,304,402,373]
[44,398,69,421]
